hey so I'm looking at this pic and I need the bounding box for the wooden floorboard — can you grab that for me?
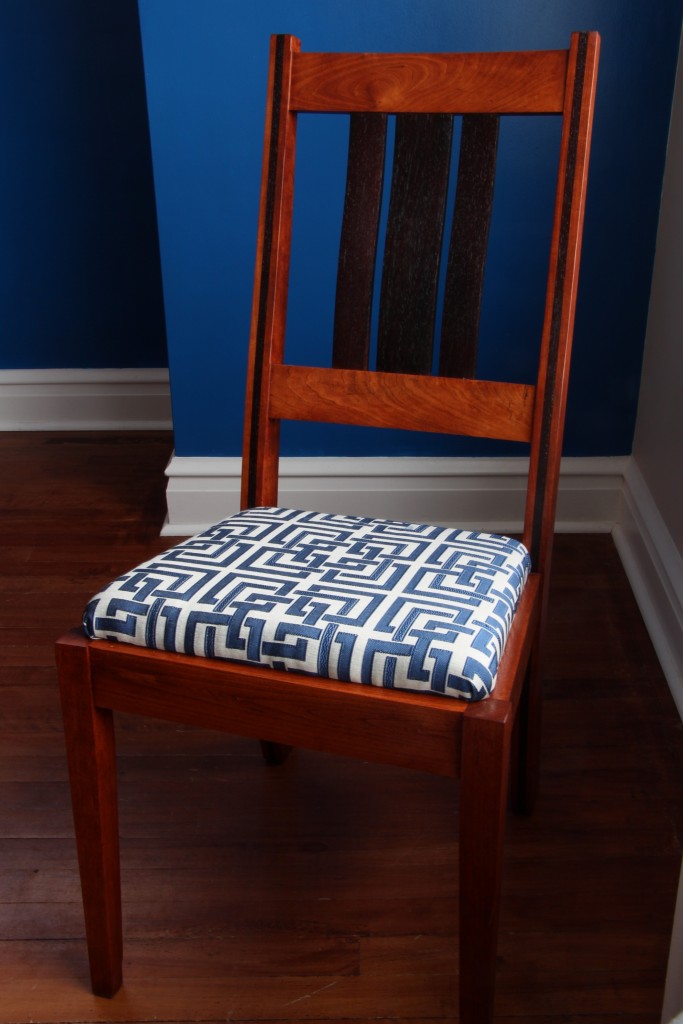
[1,431,682,1023]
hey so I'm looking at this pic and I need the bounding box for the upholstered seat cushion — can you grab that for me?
[83,506,530,701]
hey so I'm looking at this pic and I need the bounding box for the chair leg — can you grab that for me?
[510,646,543,816]
[56,631,123,997]
[459,701,512,1024]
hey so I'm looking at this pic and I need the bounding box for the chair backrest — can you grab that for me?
[242,33,600,585]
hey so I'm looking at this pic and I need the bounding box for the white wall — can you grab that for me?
[622,33,683,1019]
[633,30,683,558]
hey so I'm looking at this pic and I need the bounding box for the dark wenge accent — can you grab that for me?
[440,114,500,379]
[333,113,388,370]
[377,114,453,375]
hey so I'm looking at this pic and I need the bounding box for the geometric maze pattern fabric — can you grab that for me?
[84,507,531,702]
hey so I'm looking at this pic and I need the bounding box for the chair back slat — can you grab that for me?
[376,114,453,375]
[332,113,387,370]
[440,114,500,378]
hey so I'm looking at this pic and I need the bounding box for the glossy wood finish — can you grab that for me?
[86,633,467,778]
[269,364,536,441]
[55,635,122,997]
[54,32,600,1024]
[333,111,499,379]
[524,31,600,572]
[4,434,683,1022]
[459,700,513,1023]
[290,50,569,113]
[242,34,299,511]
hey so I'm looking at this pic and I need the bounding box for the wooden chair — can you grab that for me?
[56,32,599,1023]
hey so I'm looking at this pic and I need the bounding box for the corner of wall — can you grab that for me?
[613,458,683,720]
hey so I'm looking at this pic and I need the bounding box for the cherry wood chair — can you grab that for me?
[56,32,599,1023]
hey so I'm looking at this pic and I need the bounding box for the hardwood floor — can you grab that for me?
[1,431,682,1023]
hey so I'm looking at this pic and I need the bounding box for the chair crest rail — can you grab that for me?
[290,50,569,113]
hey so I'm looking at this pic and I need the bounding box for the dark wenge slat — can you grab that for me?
[333,113,387,370]
[440,114,500,379]
[377,114,453,375]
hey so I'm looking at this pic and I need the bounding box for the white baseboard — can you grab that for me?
[663,857,683,1023]
[0,368,172,430]
[613,459,683,720]
[163,453,628,536]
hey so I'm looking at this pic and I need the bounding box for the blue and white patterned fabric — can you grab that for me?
[84,507,530,701]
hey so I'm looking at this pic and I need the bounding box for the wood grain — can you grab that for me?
[376,113,453,374]
[269,363,535,441]
[86,635,467,778]
[242,34,299,510]
[290,50,568,113]
[440,113,500,378]
[524,32,601,570]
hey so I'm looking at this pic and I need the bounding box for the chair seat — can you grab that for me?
[84,506,530,701]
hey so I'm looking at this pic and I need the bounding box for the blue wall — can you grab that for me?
[0,1,166,369]
[138,0,683,458]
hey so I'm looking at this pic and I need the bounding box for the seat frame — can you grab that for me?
[56,31,599,1024]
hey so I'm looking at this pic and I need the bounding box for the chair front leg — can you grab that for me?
[56,631,123,997]
[458,700,513,1024]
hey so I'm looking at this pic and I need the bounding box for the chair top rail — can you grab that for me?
[290,49,569,114]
